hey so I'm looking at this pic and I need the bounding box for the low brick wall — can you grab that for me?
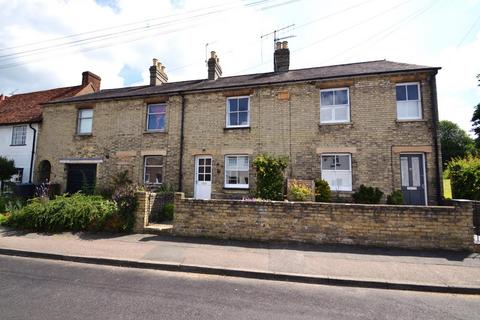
[172,193,474,251]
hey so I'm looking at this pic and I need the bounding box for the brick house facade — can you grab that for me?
[37,45,442,205]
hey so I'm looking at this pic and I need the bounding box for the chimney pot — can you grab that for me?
[82,71,101,92]
[207,51,222,80]
[149,58,168,85]
[274,41,290,72]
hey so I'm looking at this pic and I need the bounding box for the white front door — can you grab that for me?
[194,156,212,200]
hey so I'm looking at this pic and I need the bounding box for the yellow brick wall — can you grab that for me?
[36,71,440,203]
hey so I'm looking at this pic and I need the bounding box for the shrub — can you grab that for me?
[352,185,383,204]
[0,214,7,225]
[314,179,331,202]
[7,193,116,232]
[386,190,403,205]
[289,181,313,201]
[154,183,176,194]
[161,203,175,221]
[448,156,480,200]
[253,154,288,200]
[0,196,6,213]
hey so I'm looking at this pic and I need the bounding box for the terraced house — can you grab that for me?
[0,72,100,189]
[36,42,442,205]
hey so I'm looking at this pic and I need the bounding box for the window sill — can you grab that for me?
[319,122,352,127]
[10,144,26,147]
[224,126,251,131]
[75,133,93,137]
[224,187,250,190]
[395,119,426,123]
[144,130,167,134]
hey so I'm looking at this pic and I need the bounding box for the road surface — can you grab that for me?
[0,255,479,319]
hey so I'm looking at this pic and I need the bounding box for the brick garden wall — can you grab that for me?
[171,193,474,251]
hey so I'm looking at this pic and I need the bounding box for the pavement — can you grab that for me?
[1,226,480,294]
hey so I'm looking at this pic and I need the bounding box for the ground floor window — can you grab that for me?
[321,154,352,191]
[11,168,23,183]
[144,156,164,184]
[224,155,249,188]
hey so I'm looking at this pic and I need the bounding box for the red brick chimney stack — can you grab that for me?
[82,71,101,92]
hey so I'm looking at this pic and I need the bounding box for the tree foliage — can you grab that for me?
[0,156,16,193]
[472,74,480,147]
[253,154,288,200]
[439,120,475,168]
[447,155,480,200]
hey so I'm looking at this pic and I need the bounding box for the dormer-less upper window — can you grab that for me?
[226,96,250,128]
[77,109,93,134]
[11,125,27,146]
[320,88,350,124]
[396,83,421,120]
[147,104,166,131]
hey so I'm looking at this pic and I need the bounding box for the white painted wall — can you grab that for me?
[0,123,38,184]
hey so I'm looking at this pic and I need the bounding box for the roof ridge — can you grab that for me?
[5,85,81,98]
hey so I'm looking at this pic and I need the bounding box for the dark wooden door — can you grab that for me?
[400,154,426,205]
[66,164,97,194]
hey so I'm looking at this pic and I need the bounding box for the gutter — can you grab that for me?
[429,72,443,204]
[178,93,185,192]
[42,68,442,106]
[28,123,37,183]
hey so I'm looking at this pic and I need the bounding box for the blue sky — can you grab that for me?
[0,0,479,133]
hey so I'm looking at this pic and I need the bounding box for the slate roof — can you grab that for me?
[47,59,440,105]
[0,86,84,125]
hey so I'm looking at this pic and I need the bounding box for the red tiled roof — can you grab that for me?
[0,85,84,125]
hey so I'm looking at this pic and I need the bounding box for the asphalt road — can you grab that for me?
[0,255,479,320]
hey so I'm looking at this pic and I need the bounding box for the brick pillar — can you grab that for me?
[134,191,150,233]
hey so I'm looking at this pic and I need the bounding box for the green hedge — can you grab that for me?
[6,193,117,232]
[448,156,480,200]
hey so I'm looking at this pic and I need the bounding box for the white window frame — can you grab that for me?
[319,87,350,124]
[11,125,27,146]
[224,155,249,189]
[321,153,352,191]
[77,108,93,134]
[396,82,422,120]
[226,96,250,128]
[146,103,167,132]
[143,156,164,185]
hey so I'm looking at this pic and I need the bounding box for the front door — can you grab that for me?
[66,164,97,194]
[400,154,426,205]
[194,156,212,200]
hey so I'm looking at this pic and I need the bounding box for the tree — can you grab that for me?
[0,156,16,193]
[472,74,480,147]
[439,120,475,168]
